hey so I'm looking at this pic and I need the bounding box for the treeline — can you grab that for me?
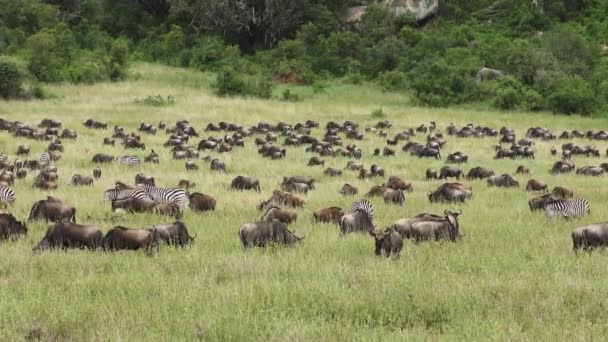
[1,0,607,115]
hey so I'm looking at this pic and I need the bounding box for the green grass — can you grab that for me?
[1,62,608,340]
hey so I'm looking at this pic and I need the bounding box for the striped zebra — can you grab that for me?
[0,187,16,206]
[545,198,590,219]
[137,183,188,209]
[349,199,374,220]
[39,152,52,166]
[118,155,140,166]
[103,188,150,201]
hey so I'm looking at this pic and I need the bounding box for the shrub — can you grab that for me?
[371,108,385,118]
[0,57,24,99]
[69,51,108,84]
[282,89,300,101]
[275,59,316,84]
[252,77,274,99]
[190,36,240,71]
[213,68,248,96]
[494,87,520,110]
[135,95,176,107]
[379,70,407,91]
[523,88,544,111]
[547,75,595,115]
[162,25,185,66]
[27,29,66,82]
[109,38,129,81]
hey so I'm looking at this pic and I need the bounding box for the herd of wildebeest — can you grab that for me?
[1,116,608,258]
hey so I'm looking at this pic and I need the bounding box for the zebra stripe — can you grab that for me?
[39,152,51,165]
[137,183,188,209]
[0,154,7,162]
[545,198,590,219]
[349,199,374,220]
[118,155,140,166]
[0,187,16,205]
[103,188,149,201]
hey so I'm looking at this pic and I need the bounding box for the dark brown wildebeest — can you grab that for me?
[283,182,310,194]
[230,176,260,192]
[313,207,344,224]
[185,160,199,171]
[155,203,182,219]
[239,220,302,248]
[340,183,358,196]
[345,161,364,171]
[411,210,461,242]
[210,158,226,172]
[528,194,557,211]
[282,176,315,189]
[428,183,472,203]
[572,224,608,251]
[389,213,446,239]
[135,173,155,186]
[576,166,604,176]
[16,169,27,179]
[27,198,76,223]
[61,129,78,139]
[516,165,530,174]
[365,185,391,197]
[383,189,405,206]
[144,149,159,164]
[382,147,395,156]
[111,197,156,213]
[370,164,385,177]
[487,174,519,188]
[178,179,196,191]
[526,179,548,192]
[92,153,114,163]
[307,157,325,167]
[466,167,495,180]
[101,226,157,253]
[261,206,297,225]
[369,228,403,259]
[16,145,30,156]
[150,221,196,248]
[33,179,57,190]
[103,138,115,146]
[189,192,216,212]
[83,119,107,129]
[439,166,464,180]
[550,160,575,175]
[551,147,557,156]
[33,222,102,253]
[71,174,94,186]
[0,213,27,240]
[551,186,574,199]
[93,167,101,180]
[324,168,342,177]
[426,168,438,180]
[384,176,413,192]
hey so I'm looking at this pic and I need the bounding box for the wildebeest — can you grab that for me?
[261,206,297,224]
[572,223,608,251]
[93,167,101,180]
[383,189,405,206]
[101,226,157,253]
[282,182,310,194]
[150,221,196,248]
[307,157,325,167]
[516,165,530,174]
[528,194,557,211]
[33,179,57,190]
[16,145,30,156]
[313,207,344,224]
[446,152,468,164]
[426,168,438,180]
[92,153,114,163]
[428,183,473,203]
[487,174,519,188]
[0,213,27,240]
[526,179,548,192]
[340,183,358,196]
[27,197,76,223]
[383,176,413,192]
[550,160,575,175]
[411,210,461,242]
[324,168,342,177]
[439,166,464,180]
[345,161,364,171]
[340,209,374,235]
[239,220,302,248]
[155,203,183,219]
[466,167,495,180]
[71,174,94,186]
[33,222,103,253]
[230,176,260,192]
[111,197,156,214]
[210,158,226,172]
[185,160,199,171]
[369,228,403,259]
[552,186,574,199]
[576,166,604,176]
[189,192,216,212]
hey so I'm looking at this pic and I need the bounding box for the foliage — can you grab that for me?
[135,94,176,106]
[213,68,248,97]
[371,108,385,118]
[282,89,300,101]
[547,75,595,115]
[0,56,24,99]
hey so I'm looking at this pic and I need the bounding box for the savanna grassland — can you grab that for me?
[2,63,608,340]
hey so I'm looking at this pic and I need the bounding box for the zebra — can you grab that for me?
[545,198,590,219]
[118,155,140,166]
[0,187,16,206]
[39,152,52,166]
[349,199,374,220]
[103,188,150,201]
[137,183,188,210]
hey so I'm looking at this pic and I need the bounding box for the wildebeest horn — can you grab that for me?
[443,209,448,215]
[458,209,463,215]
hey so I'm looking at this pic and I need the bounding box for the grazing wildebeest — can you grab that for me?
[93,167,101,180]
[103,138,116,146]
[528,194,557,211]
[16,145,30,156]
[33,222,102,253]
[369,228,403,259]
[551,186,574,199]
[383,176,413,192]
[365,185,391,197]
[324,168,342,177]
[345,161,364,171]
[383,189,405,206]
[308,157,325,167]
[178,179,196,191]
[283,182,310,194]
[282,176,315,189]
[155,203,183,219]
[428,183,473,203]
[487,174,519,188]
[572,223,608,251]
[0,213,27,240]
[230,176,260,192]
[92,153,114,163]
[261,206,297,225]
[576,166,604,176]
[210,158,226,172]
[239,220,302,248]
[33,179,57,190]
[340,183,358,196]
[466,167,495,180]
[439,166,464,180]
[426,168,438,180]
[111,197,156,213]
[134,173,155,186]
[150,221,196,248]
[71,174,94,186]
[516,165,530,174]
[313,207,344,224]
[185,160,199,171]
[189,192,216,212]
[550,160,575,175]
[27,198,76,223]
[411,210,462,242]
[144,150,159,163]
[526,179,548,192]
[101,226,157,253]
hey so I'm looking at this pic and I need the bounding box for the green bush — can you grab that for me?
[547,75,595,115]
[494,87,520,110]
[282,89,300,101]
[523,88,544,111]
[0,56,24,99]
[27,29,66,82]
[379,70,407,91]
[275,59,316,84]
[135,95,176,106]
[162,25,185,66]
[252,77,274,99]
[190,36,240,71]
[371,108,385,118]
[109,38,129,81]
[213,68,248,96]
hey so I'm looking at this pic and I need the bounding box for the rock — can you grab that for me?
[476,67,505,83]
[341,0,439,26]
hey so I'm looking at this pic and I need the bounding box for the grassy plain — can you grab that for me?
[1,63,608,340]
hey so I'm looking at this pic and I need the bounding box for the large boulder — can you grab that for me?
[341,0,439,26]
[476,67,505,83]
